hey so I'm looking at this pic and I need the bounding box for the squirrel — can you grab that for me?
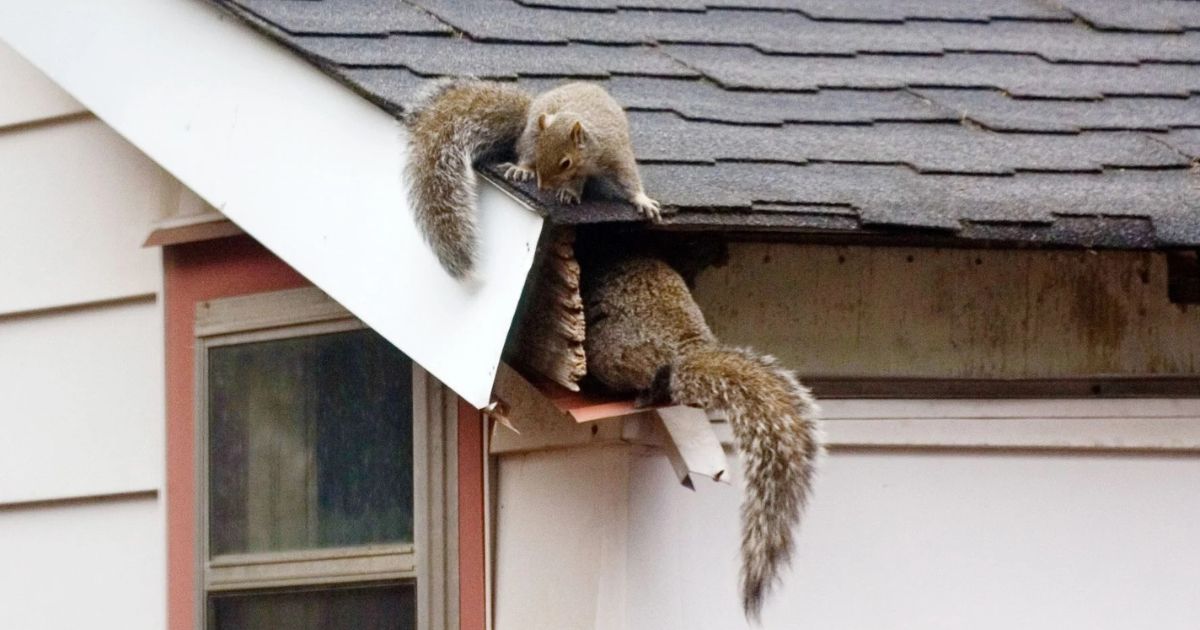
[582,254,821,620]
[404,78,661,278]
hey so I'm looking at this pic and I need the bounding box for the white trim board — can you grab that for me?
[0,0,544,408]
[707,399,1200,452]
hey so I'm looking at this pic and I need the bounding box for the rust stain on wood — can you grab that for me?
[692,244,1200,380]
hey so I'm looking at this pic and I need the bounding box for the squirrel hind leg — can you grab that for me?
[634,363,675,408]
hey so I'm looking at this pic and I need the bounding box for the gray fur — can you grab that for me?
[403,78,531,278]
[583,256,822,620]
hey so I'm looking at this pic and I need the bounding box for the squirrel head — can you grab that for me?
[534,113,587,191]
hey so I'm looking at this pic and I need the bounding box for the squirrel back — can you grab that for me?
[583,255,821,620]
[404,78,531,278]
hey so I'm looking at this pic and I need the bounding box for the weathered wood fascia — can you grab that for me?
[1167,250,1200,305]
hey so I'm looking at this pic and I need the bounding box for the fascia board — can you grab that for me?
[0,0,543,407]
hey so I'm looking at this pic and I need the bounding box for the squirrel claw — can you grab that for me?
[556,188,581,205]
[633,194,662,222]
[500,162,535,183]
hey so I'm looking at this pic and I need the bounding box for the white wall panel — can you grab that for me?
[0,116,170,316]
[0,299,163,503]
[495,441,1200,630]
[494,446,629,630]
[625,447,1200,630]
[0,39,84,129]
[0,495,164,630]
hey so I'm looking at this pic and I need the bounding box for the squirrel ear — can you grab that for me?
[571,120,587,146]
[538,113,555,131]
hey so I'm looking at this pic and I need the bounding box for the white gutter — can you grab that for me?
[0,0,543,407]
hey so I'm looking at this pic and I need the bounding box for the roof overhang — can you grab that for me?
[0,0,543,407]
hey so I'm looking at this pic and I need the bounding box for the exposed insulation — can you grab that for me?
[505,227,587,391]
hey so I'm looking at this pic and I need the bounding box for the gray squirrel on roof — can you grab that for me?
[403,78,660,279]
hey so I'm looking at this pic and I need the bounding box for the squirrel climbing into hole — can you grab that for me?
[404,78,660,279]
[582,253,823,620]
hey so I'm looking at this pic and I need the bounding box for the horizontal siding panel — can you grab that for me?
[500,447,1200,630]
[0,299,163,503]
[820,398,1200,420]
[621,447,1200,629]
[0,40,84,129]
[0,116,171,316]
[0,495,164,629]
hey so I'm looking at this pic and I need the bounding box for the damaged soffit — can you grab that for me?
[209,0,1200,250]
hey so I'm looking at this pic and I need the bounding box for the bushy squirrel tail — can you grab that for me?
[403,78,531,278]
[665,345,822,621]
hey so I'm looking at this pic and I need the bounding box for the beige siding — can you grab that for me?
[0,56,168,628]
[625,446,1200,630]
[0,298,163,503]
[495,440,1200,630]
[693,243,1200,379]
[0,495,164,629]
[494,446,629,630]
[0,116,173,316]
[0,40,84,129]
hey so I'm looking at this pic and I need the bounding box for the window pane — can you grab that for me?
[210,584,415,630]
[209,329,413,556]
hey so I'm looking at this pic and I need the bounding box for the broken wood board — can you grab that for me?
[490,364,730,490]
[503,228,586,391]
[490,363,629,454]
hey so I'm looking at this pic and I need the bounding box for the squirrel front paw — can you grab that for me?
[556,188,581,205]
[632,193,662,222]
[500,162,535,183]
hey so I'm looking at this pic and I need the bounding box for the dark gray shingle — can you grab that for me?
[415,1,1200,63]
[916,89,1200,132]
[206,0,1200,250]
[1159,128,1200,158]
[608,78,955,125]
[516,0,1072,22]
[231,0,452,35]
[1058,0,1200,33]
[299,35,695,79]
[627,111,1189,174]
[664,45,1200,98]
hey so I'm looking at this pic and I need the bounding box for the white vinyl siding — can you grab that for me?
[494,401,1200,630]
[0,116,172,316]
[623,443,1200,630]
[0,495,164,630]
[0,40,83,129]
[0,47,167,629]
[0,298,162,503]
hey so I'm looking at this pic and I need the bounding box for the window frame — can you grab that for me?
[193,287,458,629]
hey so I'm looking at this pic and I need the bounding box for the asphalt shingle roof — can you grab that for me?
[211,0,1200,249]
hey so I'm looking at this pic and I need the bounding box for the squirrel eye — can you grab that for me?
[559,157,572,171]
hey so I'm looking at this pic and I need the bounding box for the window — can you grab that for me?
[196,288,457,630]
